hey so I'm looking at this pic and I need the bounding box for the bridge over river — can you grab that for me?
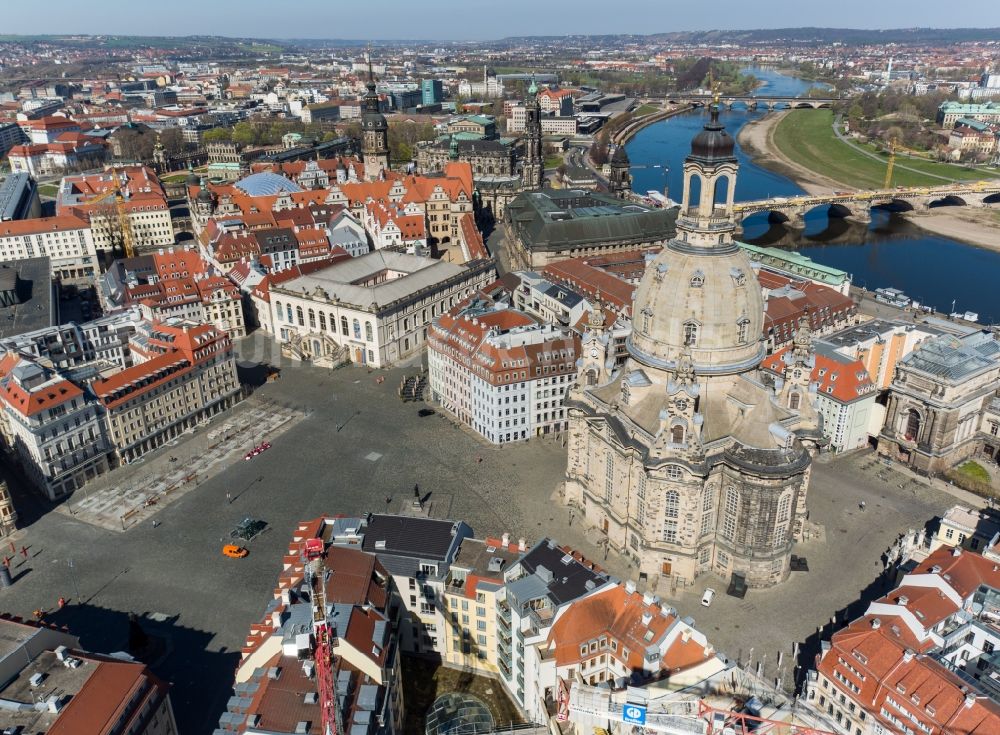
[732,182,1000,230]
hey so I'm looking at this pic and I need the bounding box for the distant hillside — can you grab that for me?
[499,27,1000,45]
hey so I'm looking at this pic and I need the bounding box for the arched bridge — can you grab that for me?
[655,94,839,110]
[733,181,1000,229]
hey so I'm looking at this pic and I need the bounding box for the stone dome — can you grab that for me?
[627,242,764,375]
[689,106,736,163]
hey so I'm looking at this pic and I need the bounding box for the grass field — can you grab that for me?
[772,110,1000,189]
[634,103,660,116]
[544,154,563,169]
[37,183,59,197]
[957,461,991,484]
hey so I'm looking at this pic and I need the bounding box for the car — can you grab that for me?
[701,588,716,607]
[222,544,248,558]
[418,408,436,417]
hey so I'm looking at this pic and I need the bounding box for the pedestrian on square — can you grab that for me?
[226,492,232,504]
[57,597,65,609]
[20,546,27,559]
[7,541,13,554]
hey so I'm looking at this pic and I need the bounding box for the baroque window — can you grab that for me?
[683,321,698,347]
[604,452,615,503]
[662,490,680,543]
[722,486,739,541]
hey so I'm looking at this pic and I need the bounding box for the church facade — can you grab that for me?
[563,104,825,591]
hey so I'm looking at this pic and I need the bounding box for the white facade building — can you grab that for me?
[270,250,495,367]
[428,297,580,443]
[0,215,98,280]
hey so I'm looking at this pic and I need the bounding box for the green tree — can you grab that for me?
[231,122,257,147]
[202,127,232,144]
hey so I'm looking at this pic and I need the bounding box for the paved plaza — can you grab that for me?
[0,334,965,733]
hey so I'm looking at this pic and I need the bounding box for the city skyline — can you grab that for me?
[5,0,1000,40]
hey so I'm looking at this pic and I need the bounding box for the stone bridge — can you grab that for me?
[733,182,1000,230]
[652,94,839,110]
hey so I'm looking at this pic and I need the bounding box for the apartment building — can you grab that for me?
[0,615,179,735]
[822,319,940,391]
[0,214,98,281]
[762,342,877,453]
[805,545,1000,735]
[57,165,174,250]
[91,320,241,464]
[428,296,580,443]
[217,519,405,735]
[0,352,111,500]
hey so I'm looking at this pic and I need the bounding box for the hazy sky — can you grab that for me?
[6,0,1000,40]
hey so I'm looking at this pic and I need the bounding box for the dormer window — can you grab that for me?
[736,317,750,345]
[690,271,705,288]
[683,321,698,347]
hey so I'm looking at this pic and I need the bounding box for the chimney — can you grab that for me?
[625,580,637,594]
[518,537,526,552]
[898,595,909,606]
[903,649,914,663]
[501,532,510,547]
[871,618,881,630]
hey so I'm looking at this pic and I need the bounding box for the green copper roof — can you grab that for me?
[738,242,849,285]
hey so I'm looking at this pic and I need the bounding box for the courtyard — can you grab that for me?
[0,334,964,732]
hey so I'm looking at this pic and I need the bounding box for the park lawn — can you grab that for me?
[773,110,999,189]
[37,183,59,197]
[635,104,660,116]
[544,155,563,169]
[855,141,1000,181]
[957,461,991,484]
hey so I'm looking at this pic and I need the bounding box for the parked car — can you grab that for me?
[701,588,716,607]
[418,408,436,417]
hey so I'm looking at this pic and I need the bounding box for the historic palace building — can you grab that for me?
[563,104,825,590]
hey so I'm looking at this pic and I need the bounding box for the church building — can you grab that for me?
[563,102,825,590]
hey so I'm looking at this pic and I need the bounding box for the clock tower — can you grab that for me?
[361,53,390,181]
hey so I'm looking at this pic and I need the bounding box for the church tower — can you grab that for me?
[608,145,631,198]
[521,77,543,191]
[361,52,390,181]
[564,97,820,591]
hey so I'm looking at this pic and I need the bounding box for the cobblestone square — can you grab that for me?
[0,335,966,732]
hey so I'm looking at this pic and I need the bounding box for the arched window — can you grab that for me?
[586,369,597,386]
[642,310,651,333]
[353,319,362,339]
[722,486,739,541]
[365,322,374,342]
[690,271,705,288]
[904,409,921,441]
[341,316,349,336]
[296,306,304,326]
[789,392,801,411]
[663,490,679,543]
[686,173,702,216]
[683,321,698,347]
[308,309,316,329]
[286,305,293,323]
[275,301,283,322]
[636,473,647,526]
[671,424,685,444]
[319,312,327,331]
[737,317,750,344]
[712,175,730,210]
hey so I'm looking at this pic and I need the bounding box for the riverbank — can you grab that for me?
[738,111,1000,252]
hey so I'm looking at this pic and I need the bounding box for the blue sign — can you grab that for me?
[623,704,647,725]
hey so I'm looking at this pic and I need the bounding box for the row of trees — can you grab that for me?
[201,120,342,148]
[838,90,956,153]
[338,120,437,163]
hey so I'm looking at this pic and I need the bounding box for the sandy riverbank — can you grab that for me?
[737,112,1000,252]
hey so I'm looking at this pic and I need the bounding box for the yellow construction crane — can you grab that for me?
[83,168,136,258]
[883,139,897,189]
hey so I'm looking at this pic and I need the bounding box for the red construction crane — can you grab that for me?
[304,537,340,735]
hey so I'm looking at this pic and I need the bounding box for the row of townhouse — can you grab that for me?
[0,318,241,498]
[805,543,1000,735]
[214,513,733,735]
[188,160,480,263]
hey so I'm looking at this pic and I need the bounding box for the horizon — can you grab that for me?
[5,0,1000,41]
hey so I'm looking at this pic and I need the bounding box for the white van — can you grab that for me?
[701,588,716,607]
